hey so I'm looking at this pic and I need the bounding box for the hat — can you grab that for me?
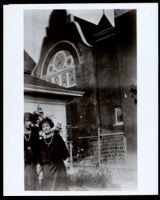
[32,113,39,124]
[39,117,54,131]
[24,112,33,122]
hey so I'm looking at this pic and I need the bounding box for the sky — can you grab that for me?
[24,9,115,63]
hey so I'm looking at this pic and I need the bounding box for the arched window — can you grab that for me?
[45,50,76,88]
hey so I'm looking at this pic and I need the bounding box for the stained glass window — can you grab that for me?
[53,51,66,70]
[55,76,59,85]
[46,50,76,88]
[68,70,76,85]
[62,73,67,87]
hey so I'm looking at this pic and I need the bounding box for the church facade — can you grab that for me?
[30,9,137,167]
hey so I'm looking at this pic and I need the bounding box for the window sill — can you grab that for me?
[113,122,124,126]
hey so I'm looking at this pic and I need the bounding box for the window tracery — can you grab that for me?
[45,50,76,88]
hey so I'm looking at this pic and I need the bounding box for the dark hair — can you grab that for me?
[39,117,54,130]
[32,113,39,124]
[24,112,33,123]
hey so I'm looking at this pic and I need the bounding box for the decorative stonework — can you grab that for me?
[45,50,76,88]
[61,73,67,87]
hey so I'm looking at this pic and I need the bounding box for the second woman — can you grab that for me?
[38,117,69,191]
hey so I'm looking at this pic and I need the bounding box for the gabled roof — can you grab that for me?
[24,50,36,74]
[74,16,97,45]
[25,73,65,89]
[24,74,84,98]
[95,14,113,33]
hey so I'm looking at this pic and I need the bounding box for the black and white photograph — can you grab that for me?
[3,3,158,196]
[24,8,137,191]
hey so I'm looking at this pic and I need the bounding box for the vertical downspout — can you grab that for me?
[115,26,125,134]
[93,44,102,168]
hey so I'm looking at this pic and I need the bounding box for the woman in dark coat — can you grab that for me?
[24,112,40,190]
[38,117,69,191]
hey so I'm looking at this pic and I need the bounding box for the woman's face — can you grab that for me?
[24,118,32,129]
[42,122,51,134]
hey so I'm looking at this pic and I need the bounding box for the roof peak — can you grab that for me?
[24,50,36,74]
[96,14,113,32]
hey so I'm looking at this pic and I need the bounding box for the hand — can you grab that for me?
[38,171,43,186]
[38,171,43,180]
[36,164,41,175]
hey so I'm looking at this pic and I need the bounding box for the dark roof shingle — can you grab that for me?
[24,74,84,98]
